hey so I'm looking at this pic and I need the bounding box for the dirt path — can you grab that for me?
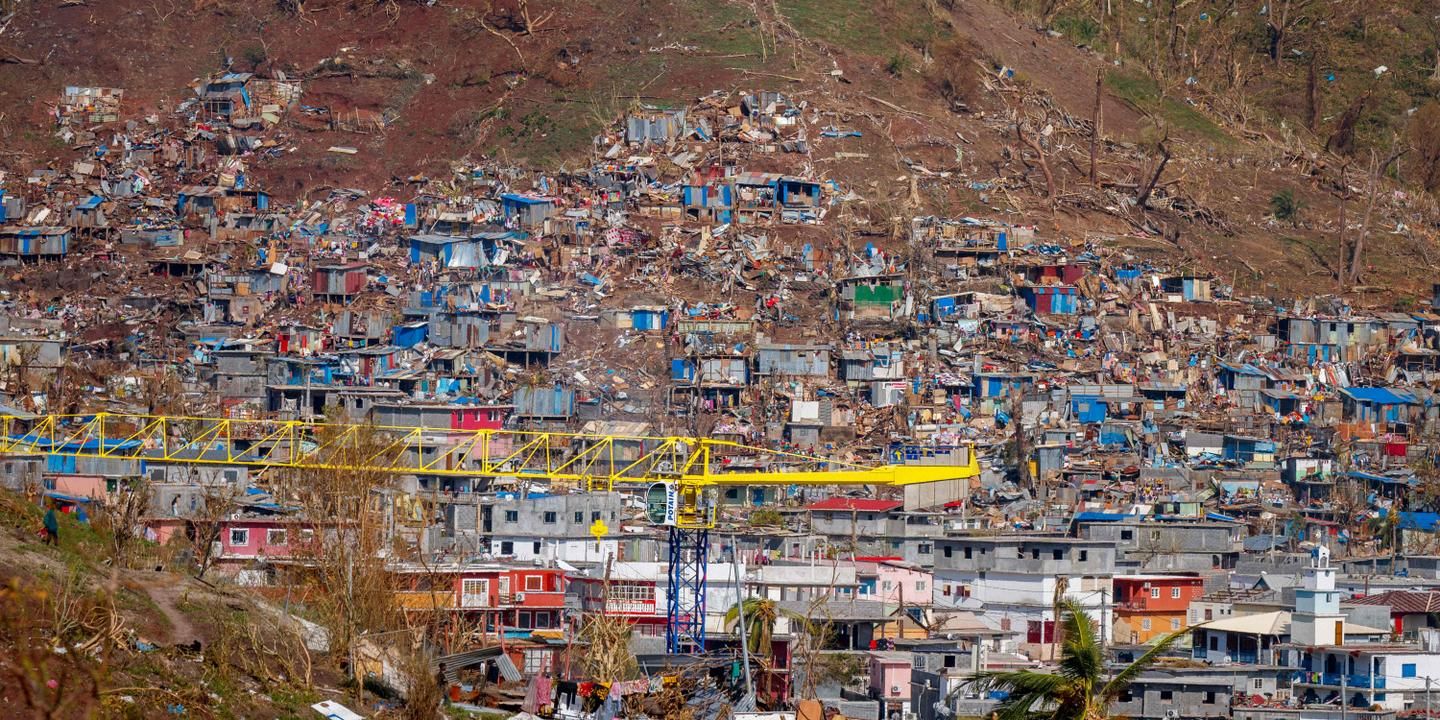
[131,572,203,645]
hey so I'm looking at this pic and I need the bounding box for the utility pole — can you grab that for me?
[730,543,755,710]
[1425,676,1431,718]
[1341,672,1347,720]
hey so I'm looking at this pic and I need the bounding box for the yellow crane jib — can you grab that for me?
[0,413,979,508]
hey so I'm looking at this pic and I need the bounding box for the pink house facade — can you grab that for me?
[216,518,316,564]
[855,558,934,607]
[868,650,912,715]
[50,474,110,503]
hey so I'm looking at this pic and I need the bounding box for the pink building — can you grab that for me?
[144,517,187,545]
[869,650,912,714]
[50,474,110,503]
[855,557,934,607]
[217,518,316,563]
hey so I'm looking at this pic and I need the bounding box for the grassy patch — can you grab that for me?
[677,0,766,58]
[494,54,668,166]
[777,0,936,58]
[778,0,886,55]
[777,0,944,58]
[1105,70,1228,142]
[1051,12,1100,46]
[268,685,322,718]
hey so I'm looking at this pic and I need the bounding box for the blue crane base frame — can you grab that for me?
[666,525,709,654]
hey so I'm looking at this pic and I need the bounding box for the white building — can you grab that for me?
[933,536,1115,660]
[1284,546,1440,712]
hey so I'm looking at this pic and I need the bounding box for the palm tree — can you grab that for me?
[723,597,807,657]
[963,599,1186,720]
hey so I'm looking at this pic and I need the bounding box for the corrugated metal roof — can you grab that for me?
[732,171,782,186]
[1342,386,1417,404]
[431,646,521,683]
[499,193,555,205]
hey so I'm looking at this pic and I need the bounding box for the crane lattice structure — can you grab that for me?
[0,412,981,652]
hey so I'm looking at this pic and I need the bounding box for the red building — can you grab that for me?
[394,563,567,636]
[311,261,368,301]
[1113,574,1206,644]
[451,405,508,430]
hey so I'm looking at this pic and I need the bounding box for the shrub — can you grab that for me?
[924,38,981,111]
[886,53,911,76]
[1270,189,1301,225]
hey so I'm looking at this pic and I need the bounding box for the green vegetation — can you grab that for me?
[676,0,766,58]
[241,44,268,71]
[749,507,784,527]
[723,597,808,657]
[778,0,941,59]
[886,52,911,76]
[778,0,893,56]
[1050,12,1100,46]
[965,600,1186,720]
[1270,190,1301,225]
[1105,70,1227,142]
[1007,0,1440,201]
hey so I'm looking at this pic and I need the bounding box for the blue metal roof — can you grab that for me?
[1400,511,1440,531]
[1072,511,1129,523]
[1342,387,1418,404]
[499,193,553,205]
[1346,470,1414,485]
[44,491,93,504]
[1218,363,1265,376]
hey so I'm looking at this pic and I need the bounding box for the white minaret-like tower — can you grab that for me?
[1291,545,1345,646]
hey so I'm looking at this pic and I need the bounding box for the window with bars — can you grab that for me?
[523,649,552,674]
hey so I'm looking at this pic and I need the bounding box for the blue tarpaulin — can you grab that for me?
[1399,512,1440,531]
[8,435,141,452]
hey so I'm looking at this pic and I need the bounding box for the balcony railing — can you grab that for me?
[1296,672,1385,689]
[499,591,566,608]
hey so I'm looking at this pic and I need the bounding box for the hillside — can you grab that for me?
[0,0,1438,300]
[0,489,355,719]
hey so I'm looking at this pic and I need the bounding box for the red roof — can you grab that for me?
[805,497,903,512]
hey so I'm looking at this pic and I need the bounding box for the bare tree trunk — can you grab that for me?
[1267,0,1290,65]
[1350,147,1406,284]
[1136,139,1171,210]
[1016,122,1056,203]
[1307,52,1321,133]
[1336,162,1349,293]
[1166,0,1180,64]
[1349,153,1378,286]
[1090,70,1103,184]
